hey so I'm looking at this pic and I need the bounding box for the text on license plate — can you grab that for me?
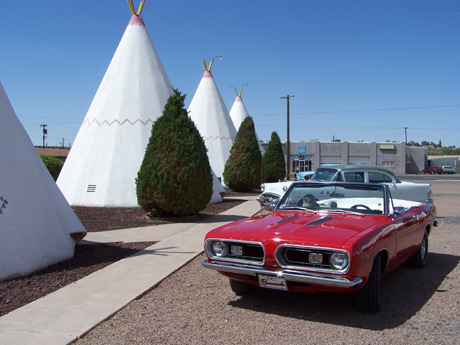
[258,274,287,291]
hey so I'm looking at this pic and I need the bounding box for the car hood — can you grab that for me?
[207,211,390,247]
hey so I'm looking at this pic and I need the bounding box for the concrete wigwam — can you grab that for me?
[0,82,86,281]
[57,1,173,207]
[229,86,265,155]
[187,59,237,186]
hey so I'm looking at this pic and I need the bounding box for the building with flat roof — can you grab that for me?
[263,141,428,177]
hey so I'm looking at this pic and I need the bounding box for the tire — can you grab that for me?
[407,231,428,268]
[229,279,256,296]
[355,255,381,313]
[422,171,425,174]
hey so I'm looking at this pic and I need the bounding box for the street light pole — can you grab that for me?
[281,95,294,180]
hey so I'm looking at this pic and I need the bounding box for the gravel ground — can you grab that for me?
[73,181,460,345]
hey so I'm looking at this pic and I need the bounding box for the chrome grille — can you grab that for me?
[227,242,264,262]
[275,244,350,273]
[205,239,265,265]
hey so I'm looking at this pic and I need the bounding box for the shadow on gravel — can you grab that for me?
[228,252,459,330]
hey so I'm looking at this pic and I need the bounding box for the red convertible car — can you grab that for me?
[202,181,437,313]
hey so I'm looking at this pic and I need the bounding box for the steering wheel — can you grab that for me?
[351,204,371,210]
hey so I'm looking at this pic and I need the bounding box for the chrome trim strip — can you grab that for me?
[202,260,362,288]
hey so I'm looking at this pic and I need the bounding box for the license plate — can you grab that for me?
[258,274,287,291]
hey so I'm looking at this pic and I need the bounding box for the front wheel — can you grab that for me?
[355,255,381,313]
[407,231,428,268]
[229,279,256,296]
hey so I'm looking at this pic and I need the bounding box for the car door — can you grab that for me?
[386,202,420,270]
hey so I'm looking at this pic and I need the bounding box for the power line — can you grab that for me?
[256,124,460,130]
[253,104,460,117]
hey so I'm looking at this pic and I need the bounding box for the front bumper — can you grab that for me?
[202,260,362,288]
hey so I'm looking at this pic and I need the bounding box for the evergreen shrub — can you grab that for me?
[136,89,213,216]
[39,154,63,181]
[263,131,286,182]
[223,116,262,191]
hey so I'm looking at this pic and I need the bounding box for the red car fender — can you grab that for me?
[344,223,394,284]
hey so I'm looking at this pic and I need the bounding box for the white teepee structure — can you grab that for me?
[188,59,237,185]
[57,1,174,207]
[229,86,265,155]
[0,82,86,281]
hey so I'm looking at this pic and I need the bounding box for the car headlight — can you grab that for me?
[329,252,348,270]
[211,241,228,257]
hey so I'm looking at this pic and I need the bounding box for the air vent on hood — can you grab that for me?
[275,215,300,225]
[304,216,333,227]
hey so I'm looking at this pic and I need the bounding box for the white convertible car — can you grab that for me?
[257,165,433,210]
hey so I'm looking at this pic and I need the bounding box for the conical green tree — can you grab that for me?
[136,89,213,216]
[263,131,286,182]
[223,116,262,191]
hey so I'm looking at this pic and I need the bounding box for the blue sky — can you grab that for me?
[1,1,459,147]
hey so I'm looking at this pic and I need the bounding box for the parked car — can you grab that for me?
[257,165,432,210]
[442,166,456,174]
[421,166,443,174]
[203,181,438,312]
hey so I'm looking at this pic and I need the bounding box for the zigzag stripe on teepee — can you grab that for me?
[82,118,156,127]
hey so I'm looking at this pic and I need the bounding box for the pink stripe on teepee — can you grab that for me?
[129,14,145,27]
[203,70,213,78]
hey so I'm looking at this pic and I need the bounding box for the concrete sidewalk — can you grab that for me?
[0,197,261,345]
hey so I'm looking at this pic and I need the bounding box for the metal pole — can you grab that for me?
[281,95,294,180]
[40,124,47,147]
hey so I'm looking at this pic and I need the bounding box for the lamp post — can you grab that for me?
[281,95,294,180]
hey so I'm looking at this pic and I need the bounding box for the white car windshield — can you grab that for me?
[276,183,387,215]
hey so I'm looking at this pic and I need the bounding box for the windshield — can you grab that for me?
[311,168,343,181]
[276,183,387,215]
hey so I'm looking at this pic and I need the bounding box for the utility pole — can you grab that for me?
[40,124,47,147]
[280,95,294,180]
[404,127,408,145]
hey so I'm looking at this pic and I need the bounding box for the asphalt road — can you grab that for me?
[76,180,460,345]
[399,174,460,182]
